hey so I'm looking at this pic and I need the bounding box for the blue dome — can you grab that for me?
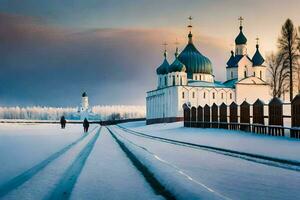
[235,26,247,45]
[169,50,186,73]
[178,33,213,78]
[156,51,169,75]
[252,44,265,66]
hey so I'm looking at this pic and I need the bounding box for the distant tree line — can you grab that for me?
[267,19,300,101]
[0,105,145,120]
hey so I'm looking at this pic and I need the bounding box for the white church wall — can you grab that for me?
[236,83,272,105]
[237,57,253,80]
[193,73,214,82]
[253,66,266,81]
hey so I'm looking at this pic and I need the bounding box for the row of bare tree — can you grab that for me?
[268,19,300,101]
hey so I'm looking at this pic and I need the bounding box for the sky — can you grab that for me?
[1,0,300,107]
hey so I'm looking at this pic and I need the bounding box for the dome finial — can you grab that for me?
[174,39,179,57]
[238,16,244,30]
[162,42,168,58]
[256,37,259,49]
[187,16,193,44]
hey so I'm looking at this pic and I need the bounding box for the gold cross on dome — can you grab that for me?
[162,42,168,51]
[256,37,259,45]
[238,16,244,26]
[188,16,193,30]
[174,38,180,47]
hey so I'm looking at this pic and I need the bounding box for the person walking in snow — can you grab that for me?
[83,118,89,133]
[60,116,66,129]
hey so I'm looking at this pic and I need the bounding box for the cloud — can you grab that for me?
[0,13,228,106]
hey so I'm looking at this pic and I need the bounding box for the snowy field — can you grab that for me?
[0,122,300,199]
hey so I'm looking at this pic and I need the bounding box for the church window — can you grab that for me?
[231,71,233,79]
[195,76,197,80]
[260,71,262,79]
[173,76,175,86]
[203,92,206,99]
[230,93,232,99]
[180,77,183,85]
[254,72,256,77]
[200,75,202,80]
[244,71,247,78]
[164,76,167,86]
[221,93,224,99]
[182,92,185,99]
[213,93,215,99]
[192,92,195,98]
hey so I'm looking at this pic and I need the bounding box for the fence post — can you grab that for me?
[230,102,238,130]
[253,99,265,134]
[204,104,211,128]
[183,103,191,127]
[211,103,218,128]
[240,100,250,132]
[219,103,228,129]
[291,94,300,138]
[268,97,283,136]
[191,106,197,127]
[197,106,203,128]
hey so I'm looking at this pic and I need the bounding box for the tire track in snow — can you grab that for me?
[45,127,101,200]
[0,126,99,198]
[116,125,300,172]
[107,127,176,200]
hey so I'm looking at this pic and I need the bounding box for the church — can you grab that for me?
[146,18,272,125]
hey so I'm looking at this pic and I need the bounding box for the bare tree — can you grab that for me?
[278,19,299,101]
[267,53,289,98]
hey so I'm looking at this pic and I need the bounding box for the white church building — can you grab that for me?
[146,18,272,125]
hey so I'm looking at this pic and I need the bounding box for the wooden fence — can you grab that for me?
[183,95,300,139]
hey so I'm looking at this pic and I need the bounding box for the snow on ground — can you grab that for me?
[0,124,161,200]
[112,124,300,200]
[0,123,94,186]
[3,126,99,200]
[71,127,160,200]
[121,121,300,162]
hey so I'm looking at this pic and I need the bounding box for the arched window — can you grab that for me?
[230,93,232,99]
[260,71,262,79]
[231,71,233,79]
[192,92,195,98]
[203,92,206,99]
[244,71,247,78]
[173,76,175,86]
[164,76,167,86]
[182,92,185,99]
[221,93,224,99]
[213,92,215,99]
[200,75,202,80]
[180,77,183,85]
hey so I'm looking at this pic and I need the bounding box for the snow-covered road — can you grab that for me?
[1,122,300,199]
[0,124,161,200]
[112,122,300,200]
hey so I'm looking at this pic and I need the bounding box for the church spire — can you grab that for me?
[162,42,168,58]
[238,16,244,31]
[187,16,193,44]
[175,39,179,57]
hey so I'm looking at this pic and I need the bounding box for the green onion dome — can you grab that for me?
[156,50,170,75]
[169,48,186,73]
[252,44,265,66]
[178,32,213,78]
[235,26,247,45]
